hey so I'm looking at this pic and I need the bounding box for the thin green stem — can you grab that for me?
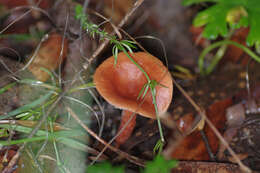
[122,49,165,146]
[199,40,260,75]
[16,95,58,120]
[199,28,234,75]
[206,43,228,75]
[122,49,150,82]
[68,82,95,93]
[0,135,54,145]
[18,79,61,92]
[151,88,164,144]
[0,82,16,94]
[50,121,66,173]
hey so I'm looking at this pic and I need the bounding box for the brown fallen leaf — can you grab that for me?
[189,26,209,47]
[103,0,133,24]
[28,33,68,82]
[171,98,232,160]
[176,113,193,133]
[228,153,249,164]
[1,9,38,34]
[0,147,18,173]
[103,0,133,33]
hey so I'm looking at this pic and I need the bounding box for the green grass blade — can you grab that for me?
[68,82,95,93]
[0,92,53,120]
[19,79,60,92]
[0,82,16,94]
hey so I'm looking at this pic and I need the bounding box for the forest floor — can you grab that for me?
[0,0,260,173]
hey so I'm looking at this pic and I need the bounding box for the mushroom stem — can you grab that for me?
[116,110,137,147]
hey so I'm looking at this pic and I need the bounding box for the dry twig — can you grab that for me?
[67,107,145,167]
[83,0,145,69]
[171,78,252,173]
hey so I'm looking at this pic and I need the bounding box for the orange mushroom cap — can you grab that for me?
[94,52,173,119]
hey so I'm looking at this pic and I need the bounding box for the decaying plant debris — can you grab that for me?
[0,0,260,173]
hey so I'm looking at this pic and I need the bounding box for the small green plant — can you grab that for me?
[0,71,96,172]
[0,31,44,42]
[183,0,260,75]
[75,5,166,151]
[75,5,137,65]
[87,155,178,173]
[142,155,178,173]
[87,162,125,173]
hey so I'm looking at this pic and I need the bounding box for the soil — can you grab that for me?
[0,0,260,173]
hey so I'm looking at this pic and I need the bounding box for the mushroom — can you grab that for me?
[94,52,173,146]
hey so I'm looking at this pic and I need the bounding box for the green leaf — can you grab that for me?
[0,34,34,42]
[121,43,133,53]
[18,79,60,91]
[120,40,137,49]
[246,10,260,46]
[229,15,248,29]
[112,45,119,66]
[0,92,53,120]
[182,0,218,6]
[0,82,16,94]
[87,162,124,173]
[255,41,260,54]
[68,82,95,93]
[153,140,164,154]
[86,156,177,173]
[75,4,83,19]
[116,43,124,51]
[186,0,260,46]
[137,83,149,100]
[226,6,248,26]
[194,4,231,39]
[142,155,178,173]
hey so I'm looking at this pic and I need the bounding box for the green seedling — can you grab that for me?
[183,0,260,75]
[87,155,177,173]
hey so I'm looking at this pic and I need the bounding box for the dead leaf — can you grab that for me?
[104,0,133,24]
[103,0,133,33]
[0,147,18,173]
[28,33,68,82]
[176,113,194,134]
[189,26,209,47]
[171,98,232,160]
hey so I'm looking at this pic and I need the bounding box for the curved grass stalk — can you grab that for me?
[199,40,260,75]
[0,124,93,154]
[63,96,101,133]
[0,82,16,94]
[68,82,105,137]
[90,111,137,165]
[0,92,55,120]
[87,89,105,137]
[67,82,95,93]
[19,79,61,92]
[121,49,165,144]
[49,121,67,173]
[134,35,169,68]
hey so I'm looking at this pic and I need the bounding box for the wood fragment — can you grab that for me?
[172,161,255,173]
